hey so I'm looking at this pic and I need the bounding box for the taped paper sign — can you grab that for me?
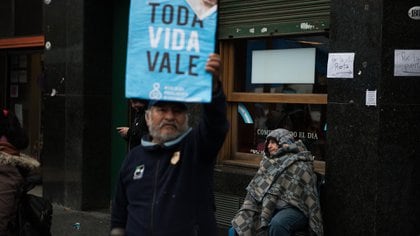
[327,53,355,78]
[126,0,218,103]
[394,50,420,76]
[365,90,377,106]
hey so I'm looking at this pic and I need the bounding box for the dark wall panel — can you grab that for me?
[43,0,113,210]
[15,0,43,36]
[0,0,14,37]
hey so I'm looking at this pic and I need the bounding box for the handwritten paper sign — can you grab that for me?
[394,50,420,76]
[125,0,218,103]
[327,53,355,78]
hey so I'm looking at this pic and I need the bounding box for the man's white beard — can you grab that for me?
[149,119,189,143]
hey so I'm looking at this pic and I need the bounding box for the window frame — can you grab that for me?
[0,35,45,49]
[218,39,328,168]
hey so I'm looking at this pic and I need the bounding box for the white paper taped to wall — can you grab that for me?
[365,90,377,106]
[327,53,355,78]
[394,50,420,76]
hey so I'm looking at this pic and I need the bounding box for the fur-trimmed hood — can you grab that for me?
[0,151,40,171]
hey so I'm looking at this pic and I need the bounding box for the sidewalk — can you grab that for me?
[51,204,110,236]
[29,185,110,236]
[29,185,229,236]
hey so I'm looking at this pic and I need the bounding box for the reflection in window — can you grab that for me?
[237,103,327,161]
[234,36,329,94]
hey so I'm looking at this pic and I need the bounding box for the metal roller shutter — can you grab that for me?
[218,0,330,39]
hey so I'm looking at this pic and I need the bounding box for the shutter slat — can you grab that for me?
[214,192,244,227]
[218,0,331,39]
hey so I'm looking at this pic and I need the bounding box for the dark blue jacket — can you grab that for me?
[111,89,229,236]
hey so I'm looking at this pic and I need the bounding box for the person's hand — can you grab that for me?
[116,127,129,138]
[205,53,222,93]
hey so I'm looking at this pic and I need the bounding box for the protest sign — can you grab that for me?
[125,0,218,103]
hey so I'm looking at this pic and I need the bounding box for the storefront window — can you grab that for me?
[219,34,329,165]
[237,102,326,161]
[233,36,328,94]
[6,52,44,159]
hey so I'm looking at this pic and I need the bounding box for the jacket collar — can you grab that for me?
[141,127,192,149]
[0,142,40,170]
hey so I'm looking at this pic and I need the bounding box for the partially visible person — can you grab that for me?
[202,0,217,7]
[110,53,229,236]
[116,99,149,150]
[0,109,40,235]
[232,128,323,236]
[186,0,217,19]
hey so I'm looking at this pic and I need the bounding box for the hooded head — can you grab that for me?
[0,109,29,150]
[130,98,149,112]
[264,128,294,156]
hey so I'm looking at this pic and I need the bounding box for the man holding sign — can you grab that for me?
[111,1,226,234]
[111,53,228,236]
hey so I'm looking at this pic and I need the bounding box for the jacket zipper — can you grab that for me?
[150,159,160,235]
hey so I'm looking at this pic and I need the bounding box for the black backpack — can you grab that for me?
[10,174,53,236]
[16,193,53,236]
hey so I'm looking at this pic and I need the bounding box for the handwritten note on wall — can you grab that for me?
[327,53,355,78]
[394,50,420,76]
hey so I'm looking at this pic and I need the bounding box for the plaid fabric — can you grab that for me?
[230,194,258,236]
[232,142,323,236]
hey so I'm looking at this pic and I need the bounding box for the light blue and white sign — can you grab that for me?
[126,0,218,103]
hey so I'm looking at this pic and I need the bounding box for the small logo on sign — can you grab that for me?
[149,83,162,100]
[408,6,420,20]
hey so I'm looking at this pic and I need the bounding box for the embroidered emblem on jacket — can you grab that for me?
[133,164,145,180]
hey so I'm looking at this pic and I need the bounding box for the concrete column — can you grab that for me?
[42,0,113,210]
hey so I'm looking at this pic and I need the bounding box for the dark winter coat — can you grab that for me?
[111,89,229,236]
[126,109,148,150]
[0,141,40,235]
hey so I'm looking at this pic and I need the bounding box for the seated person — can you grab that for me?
[0,109,40,235]
[232,128,323,236]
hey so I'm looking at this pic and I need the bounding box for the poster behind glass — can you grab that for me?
[237,103,327,161]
